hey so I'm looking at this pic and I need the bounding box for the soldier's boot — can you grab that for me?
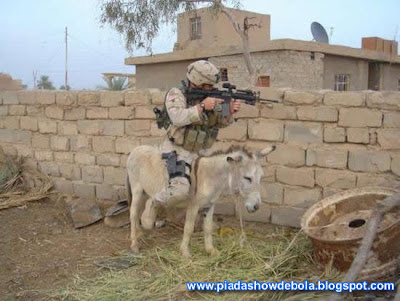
[153,177,190,207]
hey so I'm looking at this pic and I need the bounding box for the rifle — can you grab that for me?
[182,81,280,117]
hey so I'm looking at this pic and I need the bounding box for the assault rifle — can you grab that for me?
[182,81,280,117]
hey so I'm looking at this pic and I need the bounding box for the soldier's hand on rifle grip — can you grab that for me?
[201,97,217,111]
[230,99,241,114]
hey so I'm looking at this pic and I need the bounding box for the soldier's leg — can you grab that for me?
[153,176,190,206]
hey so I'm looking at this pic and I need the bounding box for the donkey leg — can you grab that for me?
[203,204,219,256]
[141,198,158,230]
[129,184,145,253]
[180,202,200,258]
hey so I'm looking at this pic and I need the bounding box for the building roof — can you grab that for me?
[125,39,400,66]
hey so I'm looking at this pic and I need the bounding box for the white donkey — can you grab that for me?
[126,145,275,257]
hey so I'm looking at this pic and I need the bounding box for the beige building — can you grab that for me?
[0,73,24,91]
[125,7,400,92]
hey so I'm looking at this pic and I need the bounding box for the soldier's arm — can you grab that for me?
[165,88,203,127]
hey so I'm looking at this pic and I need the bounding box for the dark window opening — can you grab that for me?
[334,74,350,91]
[256,76,270,87]
[220,68,228,81]
[190,17,201,40]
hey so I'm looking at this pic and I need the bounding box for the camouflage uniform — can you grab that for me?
[153,86,232,207]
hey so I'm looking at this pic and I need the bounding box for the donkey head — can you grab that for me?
[226,146,275,213]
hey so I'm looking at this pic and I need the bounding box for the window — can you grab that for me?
[398,79,400,91]
[334,74,350,91]
[220,68,228,81]
[190,17,201,39]
[256,76,270,87]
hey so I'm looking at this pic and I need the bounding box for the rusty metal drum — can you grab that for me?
[301,187,400,281]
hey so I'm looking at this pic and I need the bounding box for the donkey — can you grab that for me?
[126,144,275,257]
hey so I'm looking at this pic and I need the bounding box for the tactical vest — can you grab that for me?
[157,83,225,152]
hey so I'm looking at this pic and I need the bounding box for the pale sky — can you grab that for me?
[1,0,399,90]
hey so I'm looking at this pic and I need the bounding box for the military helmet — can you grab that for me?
[186,60,220,86]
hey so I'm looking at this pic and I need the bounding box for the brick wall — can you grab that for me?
[1,88,399,227]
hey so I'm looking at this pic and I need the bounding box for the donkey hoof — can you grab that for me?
[130,243,140,254]
[180,247,191,258]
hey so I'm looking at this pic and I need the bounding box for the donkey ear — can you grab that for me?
[255,146,276,158]
[227,155,243,163]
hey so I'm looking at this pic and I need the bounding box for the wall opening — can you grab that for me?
[256,76,270,87]
[368,62,381,91]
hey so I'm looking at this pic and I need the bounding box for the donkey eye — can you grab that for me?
[244,176,252,183]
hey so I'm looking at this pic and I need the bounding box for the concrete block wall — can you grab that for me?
[1,89,399,228]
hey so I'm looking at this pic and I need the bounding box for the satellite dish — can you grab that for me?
[311,22,329,44]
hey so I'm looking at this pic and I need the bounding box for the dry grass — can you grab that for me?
[0,156,53,210]
[48,224,342,301]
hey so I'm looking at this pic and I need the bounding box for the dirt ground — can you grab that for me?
[0,196,131,300]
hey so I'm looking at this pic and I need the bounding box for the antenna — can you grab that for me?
[65,27,68,90]
[311,22,329,44]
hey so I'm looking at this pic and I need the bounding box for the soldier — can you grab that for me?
[153,60,241,207]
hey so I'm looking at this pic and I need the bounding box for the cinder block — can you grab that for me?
[218,119,247,141]
[0,105,8,116]
[20,116,38,131]
[32,134,50,149]
[377,129,400,150]
[73,182,96,199]
[115,138,140,154]
[297,106,338,122]
[392,155,400,176]
[70,136,91,152]
[36,91,56,104]
[97,154,120,166]
[54,152,74,163]
[27,106,44,117]
[35,150,53,161]
[0,129,31,144]
[50,136,70,151]
[109,106,135,119]
[39,161,60,176]
[125,90,151,105]
[283,187,322,208]
[87,107,108,119]
[338,108,382,127]
[64,107,86,120]
[59,163,81,180]
[100,91,124,107]
[347,128,369,144]
[285,91,323,105]
[315,168,356,189]
[82,166,103,183]
[357,173,400,189]
[96,184,120,201]
[267,145,305,167]
[45,106,64,119]
[261,182,283,204]
[3,116,19,129]
[77,120,124,136]
[348,150,391,172]
[9,105,26,116]
[103,167,126,185]
[271,206,305,228]
[248,119,284,141]
[135,106,156,119]
[366,92,400,110]
[276,167,315,187]
[18,91,36,104]
[125,120,151,136]
[38,120,57,134]
[260,104,297,120]
[92,136,115,153]
[284,121,323,143]
[150,89,165,105]
[324,92,365,106]
[78,92,100,106]
[58,121,78,135]
[53,178,74,194]
[324,126,345,143]
[306,148,348,169]
[383,112,400,128]
[74,153,96,165]
[56,91,78,106]
[234,103,259,118]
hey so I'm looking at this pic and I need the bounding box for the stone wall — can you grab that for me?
[1,89,399,228]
